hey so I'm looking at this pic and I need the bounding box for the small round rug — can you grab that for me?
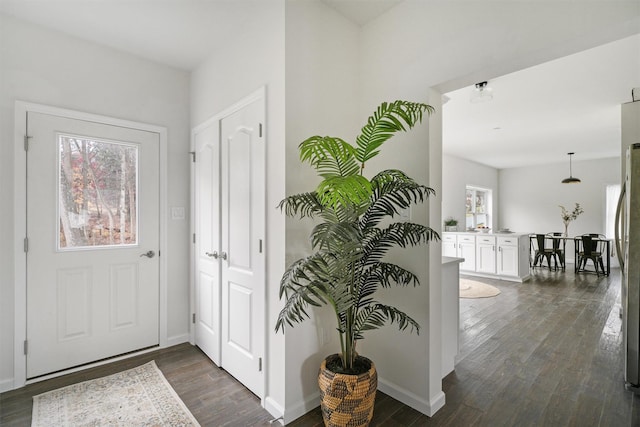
[459,279,501,298]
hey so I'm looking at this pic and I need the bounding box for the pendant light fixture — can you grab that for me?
[470,81,493,103]
[561,152,581,184]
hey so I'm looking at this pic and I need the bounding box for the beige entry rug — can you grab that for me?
[31,361,200,427]
[459,278,501,298]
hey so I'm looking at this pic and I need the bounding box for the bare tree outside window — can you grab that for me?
[58,135,138,249]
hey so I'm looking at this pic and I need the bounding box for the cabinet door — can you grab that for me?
[476,243,496,273]
[442,234,458,257]
[476,236,496,274]
[458,235,476,271]
[498,244,519,276]
[458,242,476,271]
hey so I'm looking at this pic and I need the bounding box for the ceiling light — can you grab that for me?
[470,81,493,103]
[561,152,581,184]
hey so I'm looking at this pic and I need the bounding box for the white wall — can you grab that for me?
[189,1,286,418]
[499,157,621,238]
[0,14,191,391]
[442,154,499,231]
[283,1,361,422]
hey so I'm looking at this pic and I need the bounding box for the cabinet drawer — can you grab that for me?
[458,235,476,243]
[477,236,495,244]
[443,234,457,242]
[498,237,518,246]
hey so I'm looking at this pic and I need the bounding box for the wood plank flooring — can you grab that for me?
[2,265,639,426]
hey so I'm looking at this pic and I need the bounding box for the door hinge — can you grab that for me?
[190,151,196,162]
[193,233,196,244]
[24,237,28,253]
[259,357,262,372]
[259,239,263,253]
[24,135,32,151]
[192,313,196,324]
[259,123,263,138]
[24,340,28,355]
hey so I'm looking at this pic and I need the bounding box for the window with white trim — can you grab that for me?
[466,186,492,230]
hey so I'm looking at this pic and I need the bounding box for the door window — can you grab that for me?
[58,134,138,249]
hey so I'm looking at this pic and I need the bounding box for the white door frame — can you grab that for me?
[189,87,267,401]
[13,101,169,388]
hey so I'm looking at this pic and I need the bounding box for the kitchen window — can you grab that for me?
[466,186,492,229]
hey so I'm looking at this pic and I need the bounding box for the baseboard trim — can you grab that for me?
[166,333,189,347]
[284,391,320,424]
[377,377,446,417]
[264,396,285,424]
[0,377,14,393]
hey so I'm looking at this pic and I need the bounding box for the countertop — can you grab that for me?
[442,256,464,265]
[443,231,531,237]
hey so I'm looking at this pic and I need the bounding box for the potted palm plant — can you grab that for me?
[275,100,439,427]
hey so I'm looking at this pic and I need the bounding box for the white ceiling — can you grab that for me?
[0,0,271,71]
[1,0,638,169]
[442,34,640,170]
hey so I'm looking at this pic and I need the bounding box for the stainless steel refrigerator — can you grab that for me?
[616,143,640,392]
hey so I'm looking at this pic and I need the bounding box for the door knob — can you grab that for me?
[220,251,228,260]
[206,251,219,259]
[140,250,155,258]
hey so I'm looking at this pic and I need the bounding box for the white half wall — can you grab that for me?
[0,14,190,391]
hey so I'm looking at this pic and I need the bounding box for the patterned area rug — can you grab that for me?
[32,361,200,426]
[459,278,501,298]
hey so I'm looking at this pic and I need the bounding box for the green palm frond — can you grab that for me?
[310,221,361,252]
[299,136,360,178]
[353,303,420,339]
[355,101,434,165]
[316,175,372,209]
[361,170,436,228]
[277,192,323,218]
[361,222,440,264]
[279,253,334,296]
[359,262,419,296]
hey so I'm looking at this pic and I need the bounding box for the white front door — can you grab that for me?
[193,91,265,398]
[26,111,160,379]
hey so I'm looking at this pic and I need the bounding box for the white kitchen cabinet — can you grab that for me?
[457,235,476,272]
[497,236,519,276]
[442,234,458,258]
[476,235,496,274]
[442,232,530,282]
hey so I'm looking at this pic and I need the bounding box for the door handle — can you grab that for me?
[206,251,219,259]
[220,251,228,260]
[140,250,155,258]
[615,181,626,270]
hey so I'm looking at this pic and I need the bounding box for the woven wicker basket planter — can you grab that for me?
[318,354,378,427]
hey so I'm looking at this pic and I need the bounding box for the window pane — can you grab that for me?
[58,135,138,249]
[475,191,486,213]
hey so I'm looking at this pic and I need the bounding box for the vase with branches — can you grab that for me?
[275,100,439,426]
[559,203,584,237]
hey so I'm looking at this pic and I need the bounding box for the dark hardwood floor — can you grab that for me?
[2,265,639,426]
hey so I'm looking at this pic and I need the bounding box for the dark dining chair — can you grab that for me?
[547,232,565,271]
[577,234,605,275]
[532,234,558,270]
